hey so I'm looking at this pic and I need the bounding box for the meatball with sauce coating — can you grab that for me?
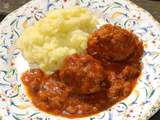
[59,54,106,94]
[37,74,70,110]
[119,65,140,80]
[106,65,140,102]
[21,69,44,93]
[87,24,140,62]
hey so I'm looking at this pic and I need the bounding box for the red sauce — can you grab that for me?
[21,24,144,118]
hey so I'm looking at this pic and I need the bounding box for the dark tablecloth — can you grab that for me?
[0,0,160,120]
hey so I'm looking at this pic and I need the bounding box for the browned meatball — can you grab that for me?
[37,75,70,110]
[106,71,132,102]
[87,24,139,62]
[59,54,105,94]
[119,65,140,80]
[21,69,44,93]
[106,65,140,101]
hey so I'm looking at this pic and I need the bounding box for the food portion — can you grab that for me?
[59,54,106,94]
[20,19,143,118]
[106,65,140,102]
[17,7,97,73]
[22,69,70,112]
[87,24,141,62]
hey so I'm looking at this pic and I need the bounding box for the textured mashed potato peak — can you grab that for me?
[17,6,97,73]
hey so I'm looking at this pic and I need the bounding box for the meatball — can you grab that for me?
[59,54,105,94]
[108,79,131,102]
[21,69,44,93]
[106,65,140,102]
[119,65,140,80]
[37,72,70,110]
[87,24,139,62]
[106,71,132,101]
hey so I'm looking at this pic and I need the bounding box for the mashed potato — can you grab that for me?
[17,7,97,73]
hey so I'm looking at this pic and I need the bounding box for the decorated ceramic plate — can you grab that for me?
[0,0,160,120]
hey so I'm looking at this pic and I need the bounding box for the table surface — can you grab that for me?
[0,0,160,120]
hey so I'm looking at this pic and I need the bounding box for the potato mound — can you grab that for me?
[17,7,97,73]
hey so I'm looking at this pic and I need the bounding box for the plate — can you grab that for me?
[0,0,160,120]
